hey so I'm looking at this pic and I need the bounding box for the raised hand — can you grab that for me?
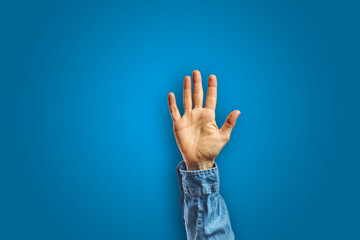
[168,70,241,170]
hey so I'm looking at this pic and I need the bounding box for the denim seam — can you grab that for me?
[182,184,219,192]
[179,168,218,175]
[183,183,220,191]
[179,167,218,175]
[183,185,219,197]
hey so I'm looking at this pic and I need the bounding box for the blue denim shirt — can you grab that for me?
[176,161,235,240]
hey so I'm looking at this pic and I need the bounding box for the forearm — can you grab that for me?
[176,161,235,240]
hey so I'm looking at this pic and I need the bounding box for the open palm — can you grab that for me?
[168,70,241,170]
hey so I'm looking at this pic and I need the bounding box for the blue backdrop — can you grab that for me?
[1,0,359,239]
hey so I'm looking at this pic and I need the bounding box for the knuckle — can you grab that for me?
[193,89,201,94]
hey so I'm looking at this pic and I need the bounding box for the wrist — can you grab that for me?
[185,160,215,171]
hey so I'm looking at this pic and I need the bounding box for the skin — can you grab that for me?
[168,70,241,170]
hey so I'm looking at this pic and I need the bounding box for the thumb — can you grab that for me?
[220,110,241,142]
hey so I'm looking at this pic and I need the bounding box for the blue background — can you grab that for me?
[1,0,359,239]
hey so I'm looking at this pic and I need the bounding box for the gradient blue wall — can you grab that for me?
[1,0,359,239]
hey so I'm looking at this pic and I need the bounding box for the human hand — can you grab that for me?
[168,70,241,170]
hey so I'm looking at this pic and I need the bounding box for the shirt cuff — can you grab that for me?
[176,160,220,197]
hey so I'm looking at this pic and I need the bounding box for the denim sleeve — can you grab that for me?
[176,161,235,240]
